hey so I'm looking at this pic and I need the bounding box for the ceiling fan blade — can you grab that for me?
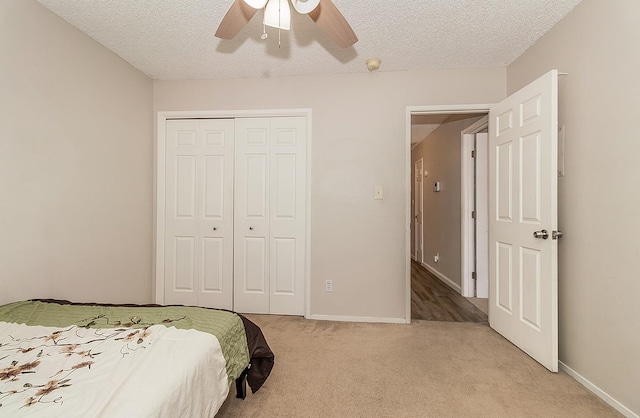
[215,0,260,40]
[308,0,358,48]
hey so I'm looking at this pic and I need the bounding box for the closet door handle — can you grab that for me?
[249,226,254,231]
[212,227,217,231]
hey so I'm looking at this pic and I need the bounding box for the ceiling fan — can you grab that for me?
[215,0,358,49]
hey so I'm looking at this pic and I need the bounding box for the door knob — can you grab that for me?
[213,227,217,231]
[552,230,563,240]
[249,226,254,230]
[533,229,549,239]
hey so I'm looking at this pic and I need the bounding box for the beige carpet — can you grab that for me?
[217,315,619,418]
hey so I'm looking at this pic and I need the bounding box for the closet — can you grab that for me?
[161,116,307,315]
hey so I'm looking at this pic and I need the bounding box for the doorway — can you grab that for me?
[406,106,491,322]
[407,70,561,372]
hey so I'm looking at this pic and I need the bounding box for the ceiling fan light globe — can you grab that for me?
[243,0,269,9]
[292,0,320,14]
[264,0,291,30]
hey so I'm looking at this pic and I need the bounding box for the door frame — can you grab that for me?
[461,116,489,297]
[154,108,313,318]
[405,104,491,323]
[414,158,424,263]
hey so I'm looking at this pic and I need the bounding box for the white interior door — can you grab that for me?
[489,70,558,372]
[414,159,424,263]
[164,119,235,310]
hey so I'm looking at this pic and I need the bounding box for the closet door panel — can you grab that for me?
[234,118,270,314]
[165,120,200,307]
[245,155,267,217]
[175,156,197,219]
[274,154,296,220]
[165,119,234,310]
[198,119,235,310]
[244,237,268,292]
[173,236,196,291]
[270,117,307,315]
[202,237,224,292]
[203,156,225,218]
[273,238,296,294]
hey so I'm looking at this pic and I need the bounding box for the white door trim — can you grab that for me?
[405,105,491,323]
[474,132,489,299]
[414,158,424,263]
[461,116,489,297]
[155,109,313,319]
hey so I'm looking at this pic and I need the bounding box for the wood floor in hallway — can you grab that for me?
[411,260,488,322]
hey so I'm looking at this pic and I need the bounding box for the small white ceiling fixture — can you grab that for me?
[366,58,381,72]
[216,0,358,49]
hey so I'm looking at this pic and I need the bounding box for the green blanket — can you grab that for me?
[0,300,250,384]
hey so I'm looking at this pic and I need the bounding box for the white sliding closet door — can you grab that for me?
[164,119,235,310]
[234,117,307,315]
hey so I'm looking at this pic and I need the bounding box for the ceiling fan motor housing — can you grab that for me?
[243,0,320,14]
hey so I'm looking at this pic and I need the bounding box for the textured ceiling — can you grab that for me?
[35,0,582,80]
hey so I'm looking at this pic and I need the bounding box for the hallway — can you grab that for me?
[411,260,488,322]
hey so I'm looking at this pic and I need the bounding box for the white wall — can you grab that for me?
[411,115,483,288]
[508,0,640,414]
[154,69,506,320]
[0,0,154,305]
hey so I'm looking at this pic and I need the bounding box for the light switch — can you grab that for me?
[374,186,384,200]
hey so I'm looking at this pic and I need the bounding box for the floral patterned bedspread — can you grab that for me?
[0,300,251,387]
[0,321,229,417]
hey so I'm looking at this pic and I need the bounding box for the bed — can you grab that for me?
[0,299,274,417]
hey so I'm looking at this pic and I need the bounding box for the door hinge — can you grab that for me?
[471,150,476,158]
[471,210,476,219]
[472,272,477,280]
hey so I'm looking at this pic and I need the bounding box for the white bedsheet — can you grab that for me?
[0,321,229,417]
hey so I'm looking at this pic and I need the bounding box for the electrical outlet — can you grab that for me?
[325,280,333,292]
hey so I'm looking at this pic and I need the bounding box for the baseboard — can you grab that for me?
[420,262,462,293]
[559,361,638,418]
[411,255,416,261]
[307,314,409,324]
